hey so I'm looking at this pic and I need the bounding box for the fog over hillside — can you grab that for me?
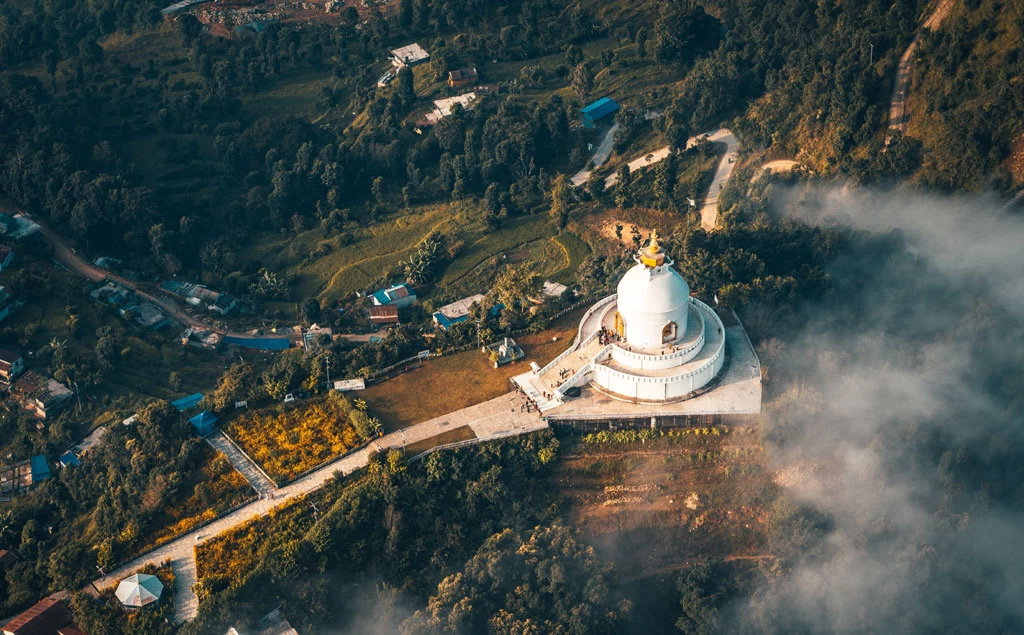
[730,187,1024,633]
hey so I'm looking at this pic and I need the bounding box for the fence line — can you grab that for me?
[407,424,549,463]
[98,493,258,579]
[279,434,379,486]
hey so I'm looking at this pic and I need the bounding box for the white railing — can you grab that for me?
[594,301,726,385]
[538,330,599,377]
[576,294,617,343]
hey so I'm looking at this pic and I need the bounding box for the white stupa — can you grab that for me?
[513,230,761,422]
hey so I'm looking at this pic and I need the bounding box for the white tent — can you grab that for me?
[115,573,164,608]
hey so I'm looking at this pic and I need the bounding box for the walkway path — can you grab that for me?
[888,0,956,136]
[596,129,738,231]
[90,392,547,622]
[205,431,278,497]
[571,124,619,186]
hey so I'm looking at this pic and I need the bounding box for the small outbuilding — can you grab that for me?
[57,451,80,469]
[391,43,430,67]
[170,392,204,412]
[370,283,417,308]
[115,573,164,608]
[581,97,620,129]
[482,337,525,368]
[369,304,400,325]
[29,455,50,482]
[188,411,219,436]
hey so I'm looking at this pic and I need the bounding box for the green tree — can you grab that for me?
[549,174,571,228]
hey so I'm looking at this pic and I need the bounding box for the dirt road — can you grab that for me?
[571,124,620,186]
[27,213,223,333]
[888,0,956,135]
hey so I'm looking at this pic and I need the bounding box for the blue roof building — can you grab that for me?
[170,392,204,412]
[58,451,80,469]
[432,295,504,330]
[581,97,620,129]
[30,455,50,482]
[370,284,417,309]
[223,335,292,351]
[189,411,219,436]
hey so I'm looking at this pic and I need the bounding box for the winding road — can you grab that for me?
[29,214,219,332]
[888,0,956,136]
[592,129,739,231]
[570,124,619,186]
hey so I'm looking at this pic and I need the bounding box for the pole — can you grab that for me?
[869,43,874,66]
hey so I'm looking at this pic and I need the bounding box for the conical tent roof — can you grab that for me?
[115,573,164,607]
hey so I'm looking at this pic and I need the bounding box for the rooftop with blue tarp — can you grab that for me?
[170,392,204,411]
[580,97,620,128]
[223,335,291,351]
[189,411,218,436]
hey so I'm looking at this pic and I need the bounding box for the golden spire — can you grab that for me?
[639,228,666,268]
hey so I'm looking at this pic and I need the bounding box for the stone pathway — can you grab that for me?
[90,393,547,621]
[205,431,277,497]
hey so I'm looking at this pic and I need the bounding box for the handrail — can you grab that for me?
[538,330,599,376]
[594,301,726,384]
[576,294,617,343]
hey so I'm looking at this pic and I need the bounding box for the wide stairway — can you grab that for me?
[536,336,607,396]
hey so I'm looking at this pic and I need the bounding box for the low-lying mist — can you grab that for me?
[731,186,1024,633]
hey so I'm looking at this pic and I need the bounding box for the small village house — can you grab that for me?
[390,43,430,68]
[580,97,620,129]
[370,283,417,308]
[0,549,16,569]
[433,294,486,329]
[448,67,478,88]
[0,286,16,323]
[369,304,400,326]
[1,597,75,635]
[0,348,24,383]
[10,371,73,420]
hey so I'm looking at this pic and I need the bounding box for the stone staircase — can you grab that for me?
[536,337,606,396]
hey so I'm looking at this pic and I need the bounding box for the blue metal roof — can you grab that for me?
[170,393,204,411]
[223,335,291,351]
[580,97,620,120]
[30,455,50,480]
[58,451,80,467]
[189,411,219,433]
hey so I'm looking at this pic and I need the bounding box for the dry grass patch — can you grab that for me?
[226,392,378,484]
[362,310,585,431]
